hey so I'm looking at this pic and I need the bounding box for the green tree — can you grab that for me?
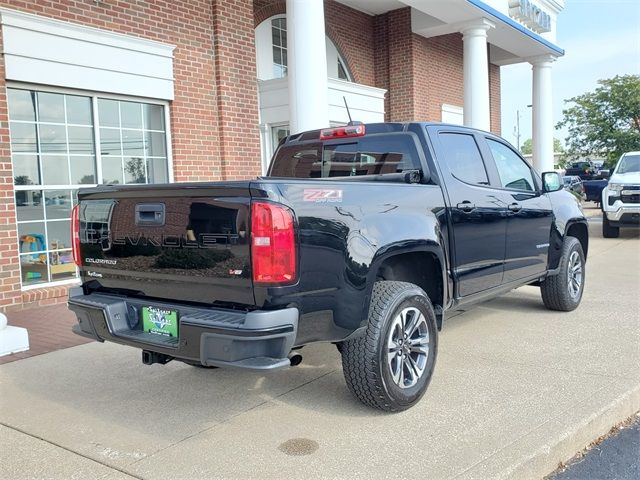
[556,74,640,166]
[520,137,563,155]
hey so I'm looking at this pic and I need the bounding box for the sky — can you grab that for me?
[500,0,640,150]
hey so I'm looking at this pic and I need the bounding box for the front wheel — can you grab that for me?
[340,281,438,412]
[540,236,585,311]
[602,214,620,238]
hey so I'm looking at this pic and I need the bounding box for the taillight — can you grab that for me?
[251,202,296,284]
[71,204,81,266]
[319,124,365,140]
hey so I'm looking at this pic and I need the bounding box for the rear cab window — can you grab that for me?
[269,134,422,179]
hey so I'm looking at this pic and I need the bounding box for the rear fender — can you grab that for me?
[363,242,447,329]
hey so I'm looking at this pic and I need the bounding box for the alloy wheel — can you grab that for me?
[386,307,430,389]
[567,250,583,298]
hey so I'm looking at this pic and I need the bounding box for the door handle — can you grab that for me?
[508,203,522,212]
[456,201,476,213]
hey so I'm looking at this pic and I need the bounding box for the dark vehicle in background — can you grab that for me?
[563,175,584,197]
[68,122,589,411]
[583,178,609,205]
[565,161,596,180]
[564,161,610,205]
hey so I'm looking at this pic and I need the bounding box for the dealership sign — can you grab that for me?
[508,0,552,34]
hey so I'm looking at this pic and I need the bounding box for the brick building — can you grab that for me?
[0,0,564,310]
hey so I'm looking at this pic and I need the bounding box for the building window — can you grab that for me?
[257,16,352,82]
[98,99,168,184]
[272,17,288,78]
[337,58,349,81]
[271,124,290,153]
[7,87,170,287]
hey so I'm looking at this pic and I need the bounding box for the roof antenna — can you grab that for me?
[343,96,362,126]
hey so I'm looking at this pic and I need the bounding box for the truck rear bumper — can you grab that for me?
[67,288,298,370]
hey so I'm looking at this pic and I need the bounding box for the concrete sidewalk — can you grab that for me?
[1,221,638,480]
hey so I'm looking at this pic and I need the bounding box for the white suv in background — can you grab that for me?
[601,152,640,238]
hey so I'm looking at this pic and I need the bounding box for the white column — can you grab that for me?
[531,54,556,172]
[286,0,329,134]
[259,123,271,175]
[461,19,494,131]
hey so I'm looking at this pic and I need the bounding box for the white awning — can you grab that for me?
[336,0,564,65]
[0,8,176,99]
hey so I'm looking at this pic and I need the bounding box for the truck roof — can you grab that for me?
[285,121,492,144]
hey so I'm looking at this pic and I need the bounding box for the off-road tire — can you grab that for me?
[340,281,438,412]
[540,236,585,311]
[602,214,619,238]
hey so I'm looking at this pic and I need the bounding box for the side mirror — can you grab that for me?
[542,171,563,193]
[599,169,610,179]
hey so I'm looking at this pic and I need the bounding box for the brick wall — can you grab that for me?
[490,62,501,135]
[373,14,390,118]
[373,8,501,132]
[418,34,466,123]
[213,0,261,181]
[0,0,261,310]
[385,8,415,121]
[0,26,21,309]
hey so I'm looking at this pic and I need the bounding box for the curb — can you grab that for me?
[458,380,640,480]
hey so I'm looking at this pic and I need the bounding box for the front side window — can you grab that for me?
[438,133,489,186]
[487,139,535,191]
[8,87,170,287]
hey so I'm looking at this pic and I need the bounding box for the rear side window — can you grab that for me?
[269,134,421,179]
[438,133,489,185]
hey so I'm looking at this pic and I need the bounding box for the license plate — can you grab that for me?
[142,306,178,338]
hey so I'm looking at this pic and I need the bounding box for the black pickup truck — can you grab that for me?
[68,122,588,411]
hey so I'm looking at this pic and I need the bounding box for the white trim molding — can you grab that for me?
[441,104,464,125]
[0,8,176,100]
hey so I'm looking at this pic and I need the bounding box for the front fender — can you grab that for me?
[546,190,589,270]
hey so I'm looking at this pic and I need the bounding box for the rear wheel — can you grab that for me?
[540,236,585,311]
[340,281,438,412]
[602,214,620,238]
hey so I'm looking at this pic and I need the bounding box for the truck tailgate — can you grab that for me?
[77,182,254,306]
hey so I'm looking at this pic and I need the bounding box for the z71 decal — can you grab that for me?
[303,189,343,203]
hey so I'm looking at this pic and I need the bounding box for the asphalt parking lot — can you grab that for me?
[1,211,638,480]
